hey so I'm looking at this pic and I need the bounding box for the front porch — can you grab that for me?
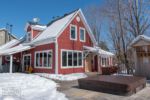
[83,46,114,74]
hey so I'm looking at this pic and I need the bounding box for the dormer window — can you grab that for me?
[70,25,77,40]
[27,32,31,42]
[80,27,85,42]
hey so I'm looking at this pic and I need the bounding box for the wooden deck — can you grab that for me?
[78,75,146,95]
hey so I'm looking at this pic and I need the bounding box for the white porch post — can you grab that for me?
[9,55,13,73]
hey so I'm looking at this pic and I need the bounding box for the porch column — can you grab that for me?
[9,55,13,73]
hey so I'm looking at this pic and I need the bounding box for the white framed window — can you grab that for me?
[101,57,109,67]
[26,32,31,42]
[61,49,83,68]
[35,50,52,68]
[79,27,85,42]
[70,24,77,40]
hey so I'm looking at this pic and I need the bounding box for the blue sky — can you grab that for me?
[0,0,103,38]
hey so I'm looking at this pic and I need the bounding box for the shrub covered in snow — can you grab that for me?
[0,73,68,100]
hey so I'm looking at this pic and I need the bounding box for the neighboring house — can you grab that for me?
[0,28,17,46]
[129,35,150,79]
[0,28,17,67]
[0,9,114,74]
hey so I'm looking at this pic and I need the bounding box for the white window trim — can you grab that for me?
[61,49,83,69]
[23,54,31,70]
[79,27,86,42]
[70,24,77,41]
[34,50,53,69]
[101,57,109,67]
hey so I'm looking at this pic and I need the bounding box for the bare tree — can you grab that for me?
[84,5,102,45]
[126,0,150,37]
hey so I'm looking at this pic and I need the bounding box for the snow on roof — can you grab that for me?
[129,35,150,47]
[83,46,114,57]
[31,25,47,31]
[99,48,114,57]
[32,10,78,43]
[0,44,31,55]
[0,39,20,50]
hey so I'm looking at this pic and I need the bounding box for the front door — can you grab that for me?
[85,54,92,72]
[93,55,98,72]
[23,54,31,72]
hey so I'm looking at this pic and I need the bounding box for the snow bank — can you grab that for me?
[0,73,68,100]
[34,73,87,81]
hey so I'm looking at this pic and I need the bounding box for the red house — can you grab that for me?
[0,9,114,74]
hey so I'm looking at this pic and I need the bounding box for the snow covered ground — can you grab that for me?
[0,73,68,100]
[34,73,87,81]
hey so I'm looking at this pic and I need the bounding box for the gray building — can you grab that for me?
[0,28,17,46]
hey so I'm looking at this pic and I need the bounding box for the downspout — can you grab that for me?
[55,38,58,74]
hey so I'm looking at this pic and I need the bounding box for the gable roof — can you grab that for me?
[31,9,97,45]
[130,35,150,46]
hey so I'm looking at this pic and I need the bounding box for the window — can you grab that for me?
[101,57,109,67]
[35,50,52,68]
[80,28,85,42]
[27,32,31,41]
[70,25,77,40]
[68,51,73,66]
[78,53,82,66]
[62,50,83,68]
[73,52,78,66]
[62,51,67,66]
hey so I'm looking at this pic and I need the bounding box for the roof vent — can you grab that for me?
[33,18,40,24]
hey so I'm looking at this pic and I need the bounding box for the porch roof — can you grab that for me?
[0,44,31,55]
[83,46,114,57]
[0,39,20,50]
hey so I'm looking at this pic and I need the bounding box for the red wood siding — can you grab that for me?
[57,14,93,74]
[22,43,55,73]
[32,30,41,39]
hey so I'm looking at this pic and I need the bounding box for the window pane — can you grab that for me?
[73,52,77,66]
[80,29,85,41]
[43,52,47,67]
[48,52,52,67]
[40,53,43,67]
[68,51,73,66]
[36,53,39,67]
[71,26,76,39]
[62,51,67,66]
[78,53,82,66]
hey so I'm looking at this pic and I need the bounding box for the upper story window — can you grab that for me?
[80,27,85,42]
[70,25,77,40]
[27,32,31,42]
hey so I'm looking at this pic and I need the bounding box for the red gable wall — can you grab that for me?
[32,30,41,39]
[57,14,94,74]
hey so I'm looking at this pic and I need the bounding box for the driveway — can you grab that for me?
[56,79,150,100]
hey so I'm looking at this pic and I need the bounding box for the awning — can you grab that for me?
[0,44,31,55]
[83,46,114,57]
[99,49,114,57]
[83,46,99,53]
